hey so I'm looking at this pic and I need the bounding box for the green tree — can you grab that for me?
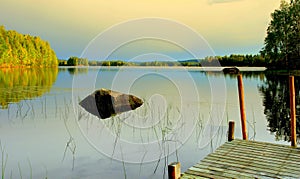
[261,0,300,69]
[66,56,88,66]
[78,57,89,66]
[0,26,58,67]
[67,56,78,66]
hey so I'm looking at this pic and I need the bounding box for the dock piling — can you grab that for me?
[237,74,248,140]
[289,76,297,147]
[228,121,235,141]
[168,162,181,179]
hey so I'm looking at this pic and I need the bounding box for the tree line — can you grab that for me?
[202,54,266,67]
[0,26,58,68]
[58,56,89,66]
[58,54,266,67]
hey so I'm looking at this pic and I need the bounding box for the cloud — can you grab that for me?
[208,0,243,4]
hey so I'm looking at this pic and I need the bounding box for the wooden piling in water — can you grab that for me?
[168,162,181,179]
[237,74,248,140]
[228,121,235,142]
[289,76,297,147]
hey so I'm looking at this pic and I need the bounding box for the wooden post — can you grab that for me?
[289,76,297,147]
[228,121,235,142]
[168,162,181,179]
[237,74,248,140]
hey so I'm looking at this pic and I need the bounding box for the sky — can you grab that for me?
[0,0,281,60]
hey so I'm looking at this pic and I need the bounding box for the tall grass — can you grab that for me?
[77,93,237,178]
[61,98,77,170]
[0,96,56,179]
[1,141,8,179]
[17,163,22,179]
[96,101,185,179]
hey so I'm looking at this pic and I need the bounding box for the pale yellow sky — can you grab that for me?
[0,0,281,59]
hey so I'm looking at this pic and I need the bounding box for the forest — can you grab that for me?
[0,26,58,68]
[58,56,89,66]
[58,54,266,67]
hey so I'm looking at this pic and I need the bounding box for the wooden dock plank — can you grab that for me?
[222,140,300,156]
[200,155,300,178]
[207,150,300,171]
[180,173,210,179]
[181,139,300,179]
[189,165,262,178]
[217,140,300,156]
[214,148,300,170]
[216,144,300,161]
[193,161,276,178]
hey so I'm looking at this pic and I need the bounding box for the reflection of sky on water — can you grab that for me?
[0,67,290,178]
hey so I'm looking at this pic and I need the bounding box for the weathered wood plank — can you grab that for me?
[180,173,210,179]
[189,165,262,178]
[217,141,300,160]
[214,141,300,162]
[219,140,300,154]
[216,142,300,158]
[201,155,300,178]
[215,146,300,167]
[181,139,300,179]
[206,149,299,174]
[214,149,300,171]
[194,160,277,179]
[226,142,300,155]
[183,168,232,179]
[226,139,300,152]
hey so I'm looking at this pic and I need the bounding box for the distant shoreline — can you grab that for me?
[58,66,267,71]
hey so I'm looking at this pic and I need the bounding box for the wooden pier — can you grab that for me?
[180,139,300,178]
[168,75,299,179]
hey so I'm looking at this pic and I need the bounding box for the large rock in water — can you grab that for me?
[79,88,143,119]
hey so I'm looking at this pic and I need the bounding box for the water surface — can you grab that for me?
[0,67,298,178]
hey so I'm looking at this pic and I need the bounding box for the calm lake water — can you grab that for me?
[0,66,298,178]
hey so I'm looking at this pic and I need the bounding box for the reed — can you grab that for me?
[27,158,32,179]
[0,141,8,179]
[18,163,22,179]
[61,99,77,170]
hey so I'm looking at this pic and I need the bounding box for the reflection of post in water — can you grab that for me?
[259,74,300,143]
[0,68,58,109]
[202,70,265,80]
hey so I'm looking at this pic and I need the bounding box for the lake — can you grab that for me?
[0,66,298,178]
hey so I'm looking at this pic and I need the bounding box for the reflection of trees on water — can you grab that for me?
[203,70,265,80]
[67,68,88,75]
[0,68,58,109]
[239,71,265,80]
[58,67,89,75]
[259,74,300,143]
